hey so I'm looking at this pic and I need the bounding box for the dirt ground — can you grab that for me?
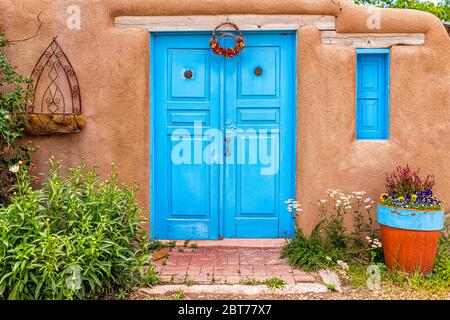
[127,284,449,300]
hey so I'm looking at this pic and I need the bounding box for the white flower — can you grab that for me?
[337,260,349,270]
[326,256,332,261]
[9,164,20,173]
[286,199,303,214]
[352,191,366,199]
[372,239,382,248]
[327,189,342,198]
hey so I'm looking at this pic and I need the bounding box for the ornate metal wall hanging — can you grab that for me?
[26,37,85,134]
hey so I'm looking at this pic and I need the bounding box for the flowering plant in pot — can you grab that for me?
[377,165,445,274]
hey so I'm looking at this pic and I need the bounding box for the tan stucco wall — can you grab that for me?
[1,0,449,234]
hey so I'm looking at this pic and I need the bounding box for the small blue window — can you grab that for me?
[356,49,390,140]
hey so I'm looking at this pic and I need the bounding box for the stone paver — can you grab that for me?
[151,240,317,285]
[137,283,328,297]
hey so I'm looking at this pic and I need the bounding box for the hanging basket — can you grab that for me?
[209,22,245,58]
[25,114,86,135]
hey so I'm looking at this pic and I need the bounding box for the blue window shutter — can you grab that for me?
[356,49,390,140]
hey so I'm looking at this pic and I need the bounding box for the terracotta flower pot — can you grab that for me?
[377,204,445,274]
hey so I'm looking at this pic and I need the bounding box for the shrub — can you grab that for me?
[281,225,341,271]
[0,158,158,300]
[0,32,34,206]
[283,190,382,272]
[380,165,443,210]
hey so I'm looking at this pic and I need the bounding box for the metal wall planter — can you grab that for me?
[26,38,85,135]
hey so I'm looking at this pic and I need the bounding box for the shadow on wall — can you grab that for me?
[444,22,450,36]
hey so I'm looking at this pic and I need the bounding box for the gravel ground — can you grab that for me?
[127,284,449,300]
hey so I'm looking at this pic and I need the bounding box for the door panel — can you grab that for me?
[169,49,209,99]
[240,47,278,97]
[153,34,220,240]
[152,32,295,240]
[223,33,295,238]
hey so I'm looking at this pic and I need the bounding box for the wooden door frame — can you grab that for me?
[149,30,297,240]
[116,15,425,48]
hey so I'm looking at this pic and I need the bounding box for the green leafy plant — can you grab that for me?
[0,158,158,300]
[240,278,262,286]
[240,277,285,289]
[282,226,341,271]
[148,240,164,251]
[168,289,185,300]
[319,190,355,249]
[283,190,382,272]
[0,32,34,206]
[115,288,128,300]
[167,240,176,248]
[326,283,337,292]
[263,277,285,289]
[185,278,196,286]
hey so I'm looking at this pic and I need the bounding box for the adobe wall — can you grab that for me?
[1,0,449,234]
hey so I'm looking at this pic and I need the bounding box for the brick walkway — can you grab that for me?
[151,239,317,285]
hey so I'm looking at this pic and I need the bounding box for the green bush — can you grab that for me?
[282,190,383,272]
[0,158,158,300]
[281,225,342,271]
[0,32,34,206]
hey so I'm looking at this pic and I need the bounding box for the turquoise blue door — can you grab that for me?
[151,32,295,240]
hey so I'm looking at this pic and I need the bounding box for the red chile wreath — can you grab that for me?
[209,22,245,58]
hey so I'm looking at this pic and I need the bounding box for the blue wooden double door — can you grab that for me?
[152,32,295,240]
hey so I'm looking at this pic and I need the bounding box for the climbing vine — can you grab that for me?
[0,32,34,206]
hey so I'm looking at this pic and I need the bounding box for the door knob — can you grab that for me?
[254,67,263,76]
[184,70,193,79]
